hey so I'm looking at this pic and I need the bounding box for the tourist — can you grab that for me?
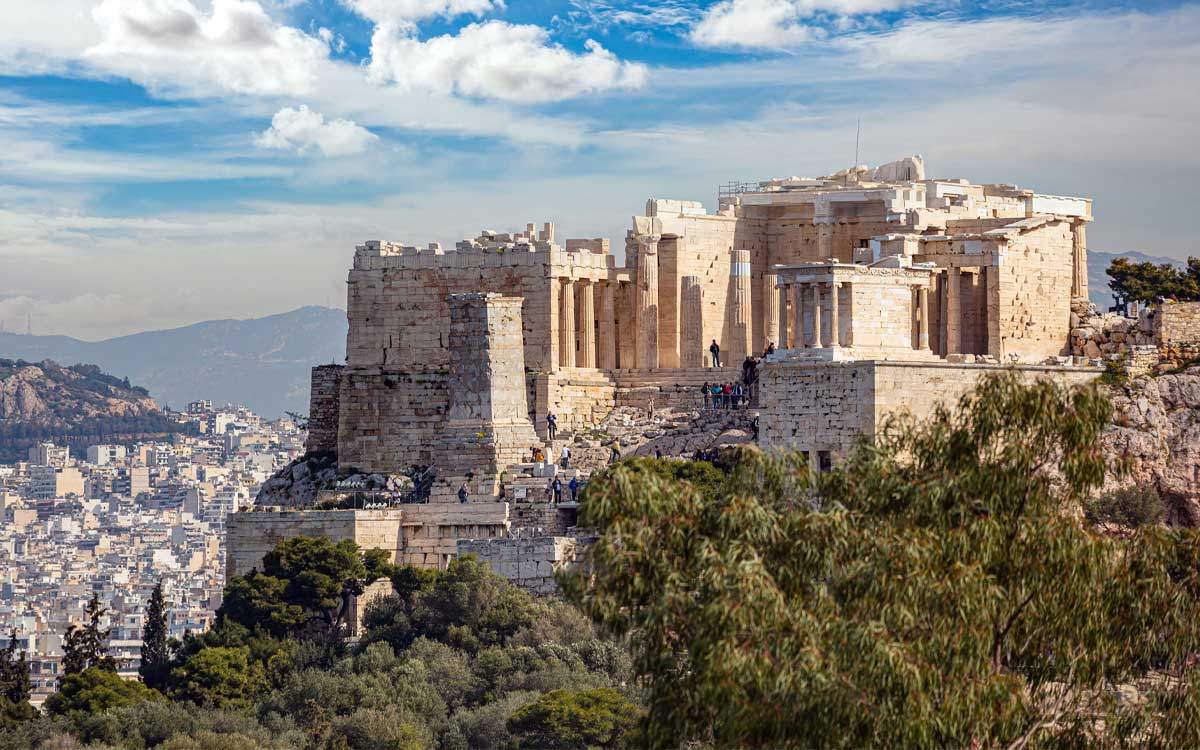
[569,476,579,503]
[765,341,776,357]
[610,439,621,464]
[722,382,733,409]
[552,476,563,505]
[560,445,571,468]
[711,383,722,409]
[734,382,744,408]
[709,339,722,368]
[702,382,711,410]
[545,477,555,502]
[751,415,760,440]
[655,448,663,460]
[457,480,469,504]
[546,412,558,442]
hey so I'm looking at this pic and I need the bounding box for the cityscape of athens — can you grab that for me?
[4,1,1200,747]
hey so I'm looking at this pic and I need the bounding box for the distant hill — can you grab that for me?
[1088,251,1186,310]
[0,359,181,462]
[0,306,346,419]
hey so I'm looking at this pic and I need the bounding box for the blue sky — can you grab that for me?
[2,0,1198,338]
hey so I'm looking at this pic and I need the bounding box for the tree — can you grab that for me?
[62,594,115,676]
[570,373,1200,749]
[45,666,161,716]
[0,631,31,706]
[169,647,265,711]
[140,581,171,690]
[506,688,640,749]
[1107,256,1200,306]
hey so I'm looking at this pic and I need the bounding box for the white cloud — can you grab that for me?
[340,0,500,25]
[367,20,647,102]
[691,0,917,48]
[255,105,379,156]
[85,0,331,96]
[0,0,102,76]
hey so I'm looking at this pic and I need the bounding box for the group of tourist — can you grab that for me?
[546,474,582,505]
[703,381,751,410]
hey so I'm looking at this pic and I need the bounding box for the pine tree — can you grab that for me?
[0,629,31,705]
[139,581,170,689]
[62,593,115,676]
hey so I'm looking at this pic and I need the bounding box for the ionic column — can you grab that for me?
[812,283,823,347]
[764,272,780,351]
[777,282,790,348]
[794,283,806,348]
[578,279,595,368]
[598,281,616,369]
[1072,222,1088,299]
[636,236,660,369]
[681,276,704,368]
[730,249,752,361]
[946,269,960,355]
[559,278,576,368]
[829,282,840,348]
[918,285,930,350]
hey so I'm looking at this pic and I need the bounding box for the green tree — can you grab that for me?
[0,630,31,706]
[1107,256,1200,305]
[62,594,115,676]
[169,647,265,711]
[570,373,1200,749]
[45,666,161,717]
[140,581,171,690]
[506,688,640,749]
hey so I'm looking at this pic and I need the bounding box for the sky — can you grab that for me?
[1,0,1198,340]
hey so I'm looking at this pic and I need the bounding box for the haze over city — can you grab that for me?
[2,0,1198,339]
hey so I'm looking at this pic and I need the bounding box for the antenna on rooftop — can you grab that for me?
[854,118,861,167]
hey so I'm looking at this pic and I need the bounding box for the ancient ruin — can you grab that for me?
[234,156,1110,594]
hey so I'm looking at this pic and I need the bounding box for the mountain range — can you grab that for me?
[0,252,1182,419]
[0,307,346,418]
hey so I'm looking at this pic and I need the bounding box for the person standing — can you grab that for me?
[552,476,563,505]
[568,476,579,503]
[702,382,711,411]
[560,445,571,468]
[545,476,555,503]
[458,481,469,504]
[765,341,776,357]
[722,382,733,409]
[546,412,558,442]
[610,438,621,465]
[709,339,722,368]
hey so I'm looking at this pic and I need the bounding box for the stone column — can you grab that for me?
[794,283,806,348]
[841,282,853,346]
[636,236,660,369]
[681,276,704,367]
[1072,222,1088,299]
[946,268,960,355]
[763,272,780,351]
[578,279,595,368]
[559,278,575,368]
[918,284,930,350]
[598,281,616,369]
[812,283,823,347]
[729,249,752,361]
[777,282,790,348]
[829,282,840,348]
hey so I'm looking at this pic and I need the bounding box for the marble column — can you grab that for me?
[578,279,595,368]
[598,281,616,370]
[812,283,823,347]
[829,282,840,348]
[777,282,790,348]
[1072,222,1088,299]
[559,278,575,368]
[946,269,960,355]
[918,284,930,350]
[794,283,806,348]
[764,272,780,351]
[635,236,660,369]
[730,248,752,361]
[681,276,704,367]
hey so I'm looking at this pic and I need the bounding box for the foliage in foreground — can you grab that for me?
[571,372,1200,749]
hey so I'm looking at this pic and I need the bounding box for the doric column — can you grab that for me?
[777,282,790,348]
[730,249,752,361]
[918,284,930,350]
[578,279,595,368]
[841,282,853,346]
[1072,222,1088,299]
[681,276,704,367]
[763,272,779,351]
[635,236,660,369]
[794,283,806,348]
[829,282,840,348]
[812,283,823,347]
[559,278,575,368]
[946,269,960,355]
[598,281,616,369]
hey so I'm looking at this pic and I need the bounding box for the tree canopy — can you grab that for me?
[62,593,116,676]
[1107,256,1200,305]
[571,373,1200,749]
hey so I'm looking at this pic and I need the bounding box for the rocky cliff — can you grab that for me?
[0,359,180,462]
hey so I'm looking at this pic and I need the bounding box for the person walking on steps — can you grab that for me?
[610,438,621,465]
[710,339,722,368]
[560,445,571,468]
[552,476,563,505]
[546,412,558,442]
[569,476,579,503]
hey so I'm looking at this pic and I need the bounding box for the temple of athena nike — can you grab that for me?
[232,156,1102,589]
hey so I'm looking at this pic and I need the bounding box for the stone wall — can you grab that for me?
[337,370,449,472]
[1156,302,1200,346]
[457,536,590,596]
[994,221,1074,360]
[306,365,344,455]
